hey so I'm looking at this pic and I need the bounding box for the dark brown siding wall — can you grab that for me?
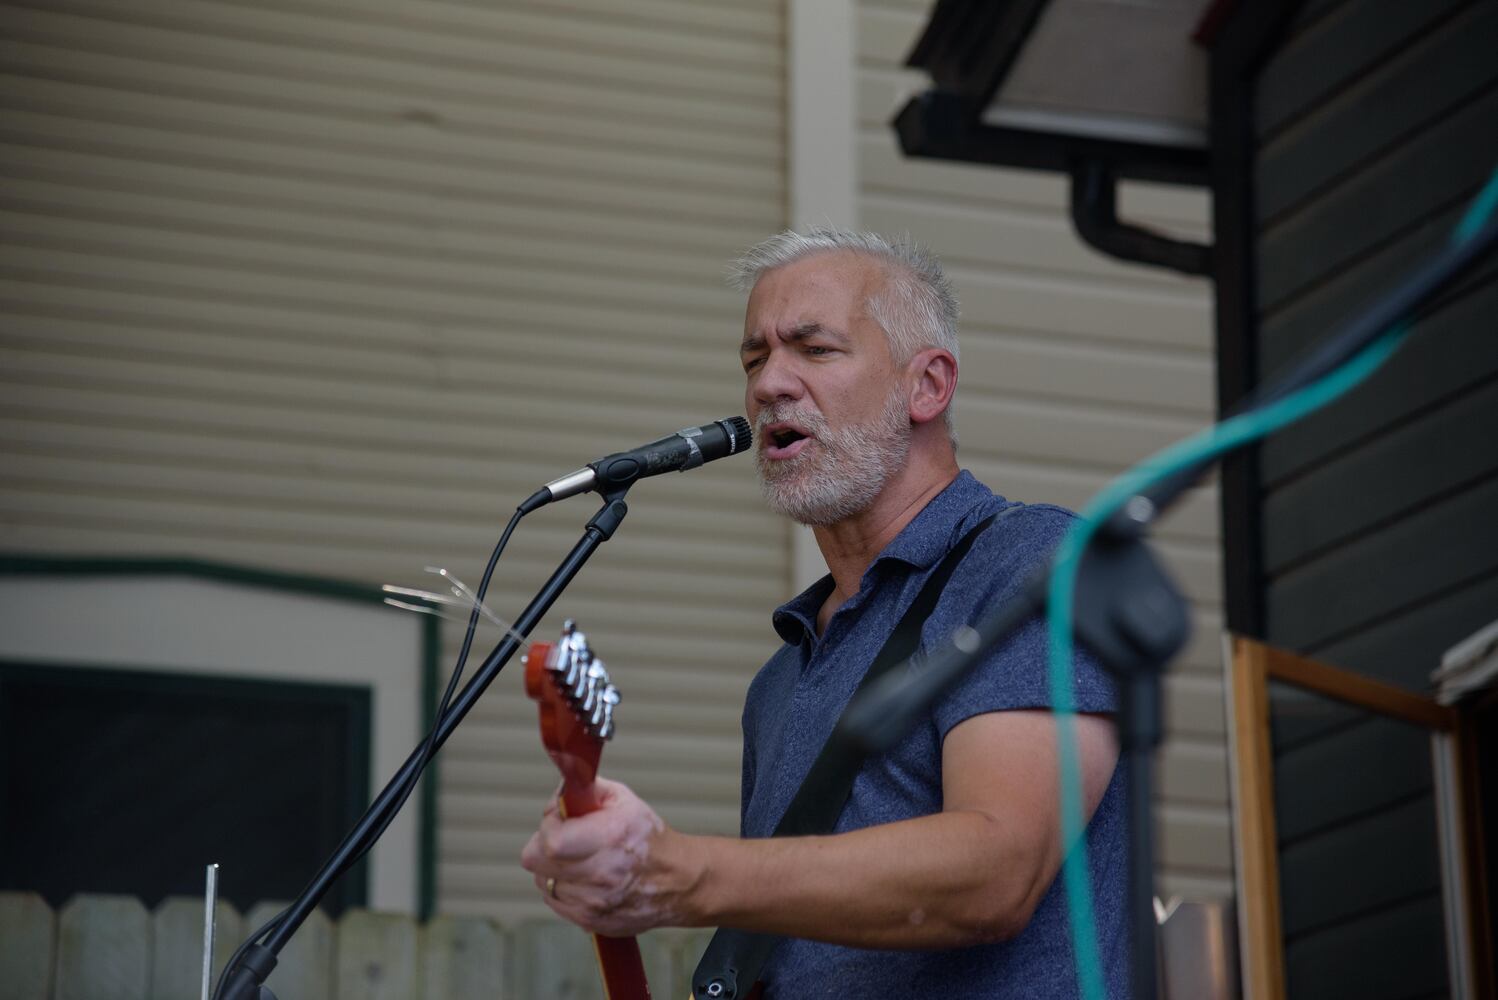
[1255,0,1498,673]
[1248,1,1498,997]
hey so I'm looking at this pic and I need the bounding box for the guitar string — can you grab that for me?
[381,565,529,647]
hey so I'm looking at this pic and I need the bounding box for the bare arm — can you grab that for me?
[521,709,1118,948]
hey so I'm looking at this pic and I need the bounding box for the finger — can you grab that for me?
[536,809,615,864]
[521,816,594,873]
[537,879,573,922]
[591,775,629,805]
[535,872,562,902]
[536,875,605,931]
[519,830,545,873]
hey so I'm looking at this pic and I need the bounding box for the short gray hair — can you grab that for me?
[728,227,959,438]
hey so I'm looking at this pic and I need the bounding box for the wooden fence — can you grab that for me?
[0,892,714,999]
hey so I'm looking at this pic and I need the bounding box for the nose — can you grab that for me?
[749,348,804,409]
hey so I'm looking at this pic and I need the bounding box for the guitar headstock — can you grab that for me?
[525,619,621,792]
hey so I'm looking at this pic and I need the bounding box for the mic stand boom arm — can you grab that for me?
[220,489,635,1000]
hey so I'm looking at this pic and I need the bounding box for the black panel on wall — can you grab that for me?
[0,662,371,914]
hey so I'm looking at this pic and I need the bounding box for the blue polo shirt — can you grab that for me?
[739,471,1130,998]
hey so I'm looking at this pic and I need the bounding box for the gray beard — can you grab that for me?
[754,388,911,526]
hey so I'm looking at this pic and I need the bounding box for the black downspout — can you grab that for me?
[1069,160,1214,277]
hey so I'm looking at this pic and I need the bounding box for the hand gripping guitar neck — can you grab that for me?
[525,621,652,1000]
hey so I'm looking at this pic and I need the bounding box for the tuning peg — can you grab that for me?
[580,660,609,714]
[560,649,580,691]
[597,685,621,740]
[589,680,617,730]
[550,648,574,696]
[568,648,592,702]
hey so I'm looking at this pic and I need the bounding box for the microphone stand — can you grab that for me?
[219,487,634,1000]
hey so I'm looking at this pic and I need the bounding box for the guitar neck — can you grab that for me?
[558,780,653,1000]
[527,629,652,1000]
[560,781,601,818]
[593,933,652,1000]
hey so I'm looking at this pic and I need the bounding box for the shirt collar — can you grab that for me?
[769,470,998,645]
[865,469,993,572]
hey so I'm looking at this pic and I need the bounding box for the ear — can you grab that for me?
[906,348,957,426]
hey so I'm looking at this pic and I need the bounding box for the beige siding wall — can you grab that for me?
[3,0,1233,927]
[0,0,787,920]
[857,1,1233,899]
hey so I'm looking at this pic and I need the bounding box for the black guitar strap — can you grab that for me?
[692,509,1004,999]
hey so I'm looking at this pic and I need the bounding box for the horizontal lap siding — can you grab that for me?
[0,0,787,921]
[1256,0,1498,680]
[858,1,1230,896]
[1250,1,1496,994]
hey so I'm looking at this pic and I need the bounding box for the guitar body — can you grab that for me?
[526,625,652,1000]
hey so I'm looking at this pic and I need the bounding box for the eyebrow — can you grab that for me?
[739,322,850,355]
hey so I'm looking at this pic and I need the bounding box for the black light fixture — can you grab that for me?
[896,0,1220,276]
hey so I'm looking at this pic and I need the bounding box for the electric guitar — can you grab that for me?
[525,620,652,1000]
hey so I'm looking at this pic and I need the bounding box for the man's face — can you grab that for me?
[739,252,912,525]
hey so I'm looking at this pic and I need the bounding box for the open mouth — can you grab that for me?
[764,423,812,460]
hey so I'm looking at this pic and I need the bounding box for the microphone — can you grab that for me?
[519,417,753,512]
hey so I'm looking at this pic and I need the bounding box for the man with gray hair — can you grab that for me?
[523,228,1129,998]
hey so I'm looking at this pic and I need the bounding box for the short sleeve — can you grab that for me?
[928,505,1118,741]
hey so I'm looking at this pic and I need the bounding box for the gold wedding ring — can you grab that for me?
[546,876,558,899]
